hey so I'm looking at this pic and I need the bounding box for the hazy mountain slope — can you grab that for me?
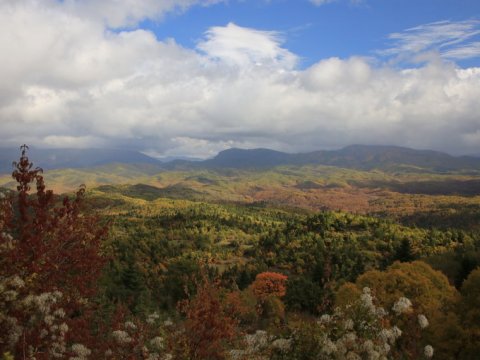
[0,148,162,174]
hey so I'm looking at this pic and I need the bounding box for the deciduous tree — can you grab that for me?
[0,145,107,358]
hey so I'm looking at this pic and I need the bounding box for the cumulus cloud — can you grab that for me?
[197,22,297,69]
[0,2,480,157]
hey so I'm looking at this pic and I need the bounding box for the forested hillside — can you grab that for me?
[1,148,480,359]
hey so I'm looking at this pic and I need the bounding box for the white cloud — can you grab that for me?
[47,0,222,28]
[309,0,337,6]
[443,41,480,60]
[309,0,363,6]
[0,2,480,157]
[381,20,480,61]
[197,22,297,69]
[42,135,106,148]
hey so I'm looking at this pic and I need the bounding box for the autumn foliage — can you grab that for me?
[178,278,239,359]
[2,146,479,359]
[0,145,107,358]
[8,146,106,295]
[251,272,288,300]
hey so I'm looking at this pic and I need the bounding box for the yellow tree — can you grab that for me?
[336,261,463,359]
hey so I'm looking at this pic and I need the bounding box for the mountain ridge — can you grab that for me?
[2,144,480,174]
[195,145,480,172]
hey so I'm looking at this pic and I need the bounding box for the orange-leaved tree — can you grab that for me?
[0,145,108,358]
[177,276,240,360]
[251,272,288,300]
[250,271,288,323]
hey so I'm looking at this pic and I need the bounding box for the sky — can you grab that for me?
[0,0,480,158]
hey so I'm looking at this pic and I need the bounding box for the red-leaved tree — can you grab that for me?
[0,145,107,358]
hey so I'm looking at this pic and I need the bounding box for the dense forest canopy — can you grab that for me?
[1,147,480,359]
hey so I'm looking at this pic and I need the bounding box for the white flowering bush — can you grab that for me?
[392,297,412,315]
[228,288,434,360]
[228,330,295,360]
[0,275,26,352]
[0,274,94,360]
[417,314,429,329]
[285,287,406,359]
[424,345,434,358]
[105,316,173,360]
[70,343,92,360]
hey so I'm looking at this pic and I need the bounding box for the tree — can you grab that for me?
[284,276,323,314]
[458,267,480,358]
[251,272,288,301]
[177,277,239,359]
[335,261,462,359]
[250,271,288,325]
[394,238,416,262]
[0,145,107,358]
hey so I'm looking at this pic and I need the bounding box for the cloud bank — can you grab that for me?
[0,0,480,158]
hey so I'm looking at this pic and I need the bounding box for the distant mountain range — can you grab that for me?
[0,147,162,174]
[171,145,480,173]
[2,145,480,174]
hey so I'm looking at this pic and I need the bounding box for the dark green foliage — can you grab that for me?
[221,264,263,290]
[400,205,480,231]
[394,238,416,262]
[457,256,479,287]
[161,257,201,309]
[426,250,480,289]
[284,277,323,314]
